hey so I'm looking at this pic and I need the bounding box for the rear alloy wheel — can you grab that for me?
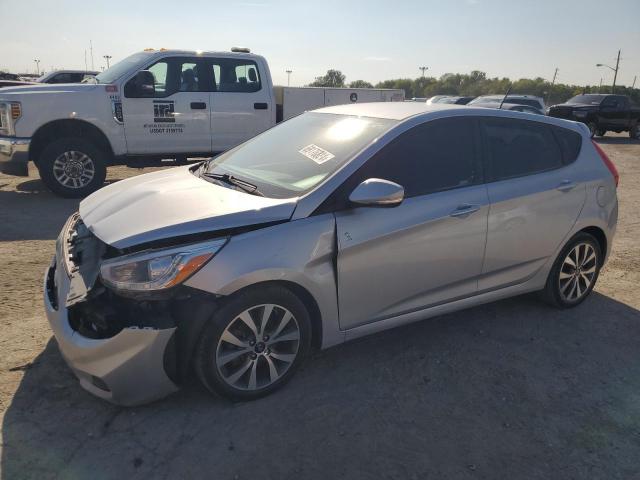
[38,137,107,198]
[542,232,602,308]
[195,285,311,401]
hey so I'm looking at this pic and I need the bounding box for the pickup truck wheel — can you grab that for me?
[38,138,107,198]
[587,122,597,138]
[630,123,640,140]
[596,129,607,137]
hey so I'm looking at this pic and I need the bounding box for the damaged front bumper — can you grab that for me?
[43,215,181,406]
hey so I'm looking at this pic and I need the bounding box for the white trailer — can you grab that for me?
[274,86,405,121]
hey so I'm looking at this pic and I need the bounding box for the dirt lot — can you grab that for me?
[1,136,639,479]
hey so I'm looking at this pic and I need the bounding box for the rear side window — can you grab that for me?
[208,59,261,93]
[551,127,582,165]
[481,118,563,181]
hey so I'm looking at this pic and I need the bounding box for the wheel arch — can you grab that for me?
[580,226,607,259]
[30,119,114,165]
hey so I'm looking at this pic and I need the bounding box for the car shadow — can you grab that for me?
[3,292,640,479]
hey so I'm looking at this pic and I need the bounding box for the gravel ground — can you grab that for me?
[1,136,639,479]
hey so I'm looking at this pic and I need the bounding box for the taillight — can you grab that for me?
[592,140,619,187]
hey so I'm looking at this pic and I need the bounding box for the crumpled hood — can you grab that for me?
[0,83,98,96]
[79,166,298,249]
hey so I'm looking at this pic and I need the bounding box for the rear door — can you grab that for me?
[122,56,211,155]
[205,57,273,152]
[333,117,489,330]
[479,118,586,291]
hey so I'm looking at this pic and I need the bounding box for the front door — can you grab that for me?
[206,57,273,152]
[334,117,489,330]
[122,57,212,155]
[478,117,587,291]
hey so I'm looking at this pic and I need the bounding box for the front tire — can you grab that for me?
[38,137,107,198]
[596,128,607,137]
[194,285,312,401]
[630,123,640,140]
[542,232,602,308]
[586,122,597,138]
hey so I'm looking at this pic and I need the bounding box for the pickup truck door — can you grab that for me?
[122,57,212,155]
[205,57,273,152]
[599,96,628,130]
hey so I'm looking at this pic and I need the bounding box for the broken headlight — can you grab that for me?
[99,239,227,292]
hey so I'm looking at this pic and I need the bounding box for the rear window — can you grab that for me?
[481,118,564,181]
[551,127,582,165]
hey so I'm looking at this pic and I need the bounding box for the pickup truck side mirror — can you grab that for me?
[124,70,156,98]
[349,178,404,207]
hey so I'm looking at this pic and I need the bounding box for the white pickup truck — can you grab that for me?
[0,48,403,197]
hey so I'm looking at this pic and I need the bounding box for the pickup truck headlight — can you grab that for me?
[100,239,227,292]
[573,110,588,118]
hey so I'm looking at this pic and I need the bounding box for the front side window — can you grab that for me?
[147,61,169,96]
[482,118,563,181]
[352,118,479,199]
[203,113,396,198]
[207,58,261,93]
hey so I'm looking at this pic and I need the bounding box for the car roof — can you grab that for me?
[314,102,586,133]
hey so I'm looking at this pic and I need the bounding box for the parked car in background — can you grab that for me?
[435,96,474,105]
[0,79,37,89]
[44,102,618,405]
[469,94,546,112]
[548,94,640,139]
[36,70,100,84]
[471,102,545,115]
[0,48,403,197]
[426,95,452,104]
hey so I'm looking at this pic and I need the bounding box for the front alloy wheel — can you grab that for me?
[52,150,96,190]
[216,304,301,391]
[195,285,311,401]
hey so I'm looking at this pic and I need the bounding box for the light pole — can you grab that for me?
[286,69,292,86]
[33,59,41,75]
[103,55,112,69]
[596,49,621,93]
[419,66,428,78]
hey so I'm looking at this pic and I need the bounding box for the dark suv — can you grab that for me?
[548,94,640,139]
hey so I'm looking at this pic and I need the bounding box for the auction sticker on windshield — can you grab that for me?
[298,144,335,164]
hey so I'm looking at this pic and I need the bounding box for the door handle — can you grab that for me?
[557,180,576,192]
[254,102,268,110]
[449,204,481,218]
[190,102,207,110]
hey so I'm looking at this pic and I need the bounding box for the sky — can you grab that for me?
[1,0,639,88]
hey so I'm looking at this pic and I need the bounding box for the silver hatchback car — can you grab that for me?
[44,103,618,405]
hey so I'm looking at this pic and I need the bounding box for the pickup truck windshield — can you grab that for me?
[94,52,152,84]
[567,95,604,105]
[204,112,397,198]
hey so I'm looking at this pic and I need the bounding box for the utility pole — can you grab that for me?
[599,78,603,93]
[596,49,621,94]
[90,40,94,70]
[33,59,40,75]
[103,55,112,69]
[631,75,636,90]
[419,66,428,78]
[84,50,87,71]
[285,69,292,86]
[546,67,558,104]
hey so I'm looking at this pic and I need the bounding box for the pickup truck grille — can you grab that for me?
[549,106,574,119]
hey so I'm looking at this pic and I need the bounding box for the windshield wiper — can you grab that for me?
[201,172,264,196]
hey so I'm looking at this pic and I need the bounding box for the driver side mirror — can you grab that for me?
[349,178,404,207]
[124,70,156,98]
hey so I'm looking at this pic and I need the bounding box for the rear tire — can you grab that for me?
[541,232,602,309]
[194,285,312,401]
[38,137,107,198]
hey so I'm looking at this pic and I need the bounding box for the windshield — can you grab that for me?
[94,52,153,84]
[567,94,604,105]
[204,112,397,198]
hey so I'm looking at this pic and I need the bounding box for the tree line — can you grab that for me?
[308,69,640,105]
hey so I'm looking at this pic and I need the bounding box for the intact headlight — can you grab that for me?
[99,239,227,292]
